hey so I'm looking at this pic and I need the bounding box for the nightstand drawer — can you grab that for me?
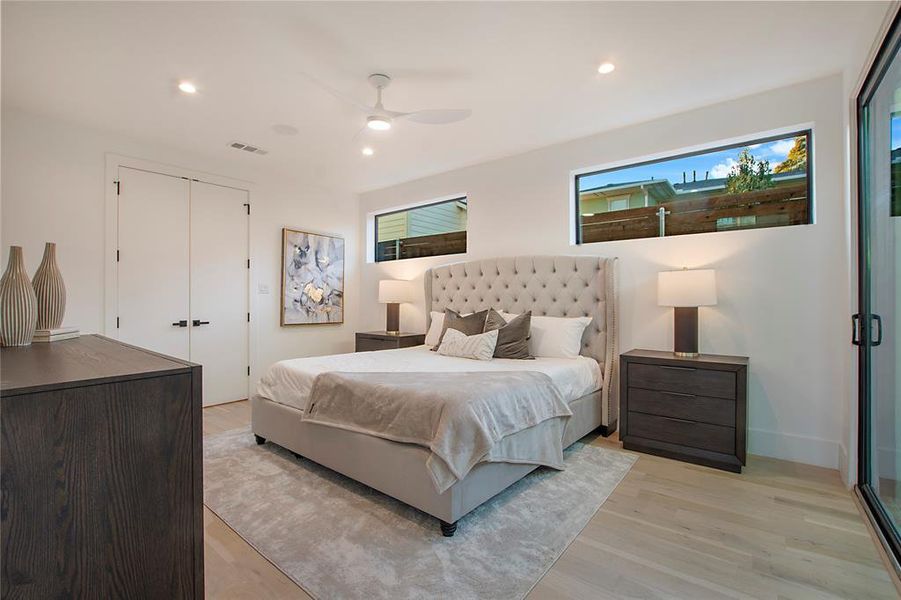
[356,337,394,352]
[628,412,735,455]
[629,363,736,399]
[628,387,735,427]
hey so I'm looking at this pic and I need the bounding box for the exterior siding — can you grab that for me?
[376,212,408,242]
[408,202,466,237]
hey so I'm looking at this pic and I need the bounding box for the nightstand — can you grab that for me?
[620,349,749,472]
[355,331,426,352]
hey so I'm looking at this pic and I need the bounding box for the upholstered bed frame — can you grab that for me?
[252,255,618,536]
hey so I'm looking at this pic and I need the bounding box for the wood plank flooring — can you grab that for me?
[202,400,896,599]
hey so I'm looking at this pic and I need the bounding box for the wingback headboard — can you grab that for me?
[424,255,618,427]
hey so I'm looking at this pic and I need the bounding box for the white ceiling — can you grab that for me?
[1,1,890,192]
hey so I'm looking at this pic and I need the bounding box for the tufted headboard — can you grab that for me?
[424,255,618,426]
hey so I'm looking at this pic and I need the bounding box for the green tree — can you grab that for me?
[773,136,807,174]
[725,149,773,193]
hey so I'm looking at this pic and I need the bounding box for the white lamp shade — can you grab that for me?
[657,269,717,307]
[378,279,412,304]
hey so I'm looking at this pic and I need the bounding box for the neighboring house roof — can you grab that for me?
[579,178,676,201]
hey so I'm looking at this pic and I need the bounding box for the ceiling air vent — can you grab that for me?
[229,141,268,156]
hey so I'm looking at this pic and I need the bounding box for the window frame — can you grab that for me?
[573,129,814,245]
[373,195,468,263]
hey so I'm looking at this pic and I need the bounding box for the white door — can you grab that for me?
[190,181,249,405]
[117,167,191,359]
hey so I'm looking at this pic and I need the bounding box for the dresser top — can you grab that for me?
[622,348,749,366]
[1,335,195,396]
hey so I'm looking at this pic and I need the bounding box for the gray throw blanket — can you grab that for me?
[303,371,573,493]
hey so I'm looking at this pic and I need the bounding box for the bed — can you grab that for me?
[251,255,618,536]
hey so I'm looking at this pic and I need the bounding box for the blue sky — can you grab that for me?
[892,114,901,150]
[578,135,800,192]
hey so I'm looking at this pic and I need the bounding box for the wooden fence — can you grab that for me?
[376,230,467,262]
[580,182,809,243]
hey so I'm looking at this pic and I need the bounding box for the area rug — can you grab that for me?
[203,427,636,600]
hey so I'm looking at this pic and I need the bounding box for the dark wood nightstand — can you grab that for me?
[620,349,749,472]
[355,331,426,352]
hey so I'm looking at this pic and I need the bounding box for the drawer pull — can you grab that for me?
[661,390,695,399]
[659,415,696,425]
[659,365,697,372]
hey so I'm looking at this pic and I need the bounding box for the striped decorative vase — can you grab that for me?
[0,246,38,347]
[33,242,66,330]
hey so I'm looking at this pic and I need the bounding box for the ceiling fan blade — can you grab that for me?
[395,109,472,125]
[298,71,373,114]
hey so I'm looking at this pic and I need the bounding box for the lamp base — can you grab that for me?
[673,306,699,356]
[674,351,700,358]
[386,302,400,334]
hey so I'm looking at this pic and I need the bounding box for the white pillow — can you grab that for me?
[437,328,498,361]
[424,311,445,346]
[502,312,591,358]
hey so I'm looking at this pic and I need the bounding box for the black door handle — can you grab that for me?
[171,320,188,327]
[852,314,861,346]
[872,314,883,346]
[192,320,210,327]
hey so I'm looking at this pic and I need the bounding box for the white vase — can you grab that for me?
[0,246,38,346]
[33,242,66,330]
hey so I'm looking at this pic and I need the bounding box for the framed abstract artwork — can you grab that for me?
[281,228,345,325]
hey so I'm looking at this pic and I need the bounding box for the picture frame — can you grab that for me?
[280,228,345,326]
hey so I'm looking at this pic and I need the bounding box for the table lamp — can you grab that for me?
[378,279,411,335]
[657,268,717,357]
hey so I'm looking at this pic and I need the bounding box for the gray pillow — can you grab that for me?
[484,309,533,359]
[432,308,489,350]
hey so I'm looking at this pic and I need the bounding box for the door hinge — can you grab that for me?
[115,180,120,196]
[247,258,251,269]
[243,203,251,215]
[116,317,120,329]
[247,365,250,376]
[247,312,250,323]
[116,250,120,262]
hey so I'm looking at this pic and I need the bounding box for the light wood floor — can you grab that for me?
[203,401,897,599]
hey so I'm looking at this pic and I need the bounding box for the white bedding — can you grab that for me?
[257,345,601,413]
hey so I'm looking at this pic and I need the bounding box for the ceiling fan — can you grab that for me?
[357,73,471,131]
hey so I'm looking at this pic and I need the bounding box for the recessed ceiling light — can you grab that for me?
[178,81,197,94]
[597,62,615,75]
[366,116,392,131]
[362,147,374,156]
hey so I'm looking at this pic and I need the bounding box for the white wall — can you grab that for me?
[359,75,850,470]
[1,108,359,384]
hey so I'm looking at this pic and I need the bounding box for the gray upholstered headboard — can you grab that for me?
[424,255,618,426]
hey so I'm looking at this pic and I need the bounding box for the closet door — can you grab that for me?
[190,181,249,405]
[117,167,190,360]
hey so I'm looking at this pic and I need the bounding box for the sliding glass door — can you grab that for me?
[858,8,901,569]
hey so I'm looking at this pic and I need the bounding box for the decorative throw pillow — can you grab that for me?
[502,312,592,358]
[484,308,533,359]
[432,308,489,350]
[437,328,498,361]
[424,311,445,346]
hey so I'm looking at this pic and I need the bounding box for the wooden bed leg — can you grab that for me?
[598,420,618,438]
[440,520,458,537]
[254,434,266,445]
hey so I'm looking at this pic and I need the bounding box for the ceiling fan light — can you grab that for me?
[367,116,392,131]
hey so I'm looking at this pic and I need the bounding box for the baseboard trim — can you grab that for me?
[748,428,840,470]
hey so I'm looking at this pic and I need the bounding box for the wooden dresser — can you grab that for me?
[620,349,749,472]
[0,335,203,598]
[355,331,426,352]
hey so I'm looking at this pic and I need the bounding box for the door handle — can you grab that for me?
[192,320,210,327]
[872,314,883,347]
[171,320,188,327]
[852,314,861,346]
